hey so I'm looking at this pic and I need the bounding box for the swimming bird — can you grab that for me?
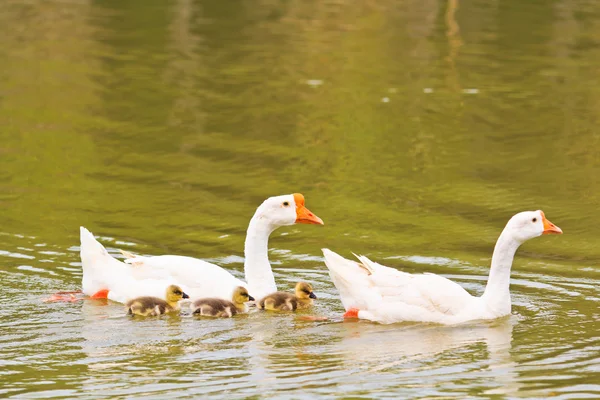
[258,281,317,311]
[322,210,562,324]
[191,286,254,317]
[79,193,323,303]
[126,284,189,316]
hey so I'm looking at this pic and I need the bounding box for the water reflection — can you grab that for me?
[1,226,599,397]
[77,293,521,397]
[2,0,600,397]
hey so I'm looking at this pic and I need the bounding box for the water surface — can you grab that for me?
[1,0,599,398]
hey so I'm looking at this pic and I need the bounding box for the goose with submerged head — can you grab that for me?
[322,210,562,325]
[79,193,323,303]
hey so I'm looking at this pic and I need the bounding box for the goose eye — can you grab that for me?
[532,218,537,223]
[283,201,289,207]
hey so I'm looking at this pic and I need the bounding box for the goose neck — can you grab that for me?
[482,230,521,311]
[244,217,277,297]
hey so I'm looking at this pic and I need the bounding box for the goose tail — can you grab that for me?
[321,248,372,311]
[79,226,110,266]
[79,226,122,298]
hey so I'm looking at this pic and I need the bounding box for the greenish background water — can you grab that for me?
[1,0,599,398]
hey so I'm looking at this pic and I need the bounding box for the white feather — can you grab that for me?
[320,210,560,324]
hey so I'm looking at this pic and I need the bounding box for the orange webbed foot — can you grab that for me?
[343,308,360,319]
[42,291,84,303]
[90,289,109,299]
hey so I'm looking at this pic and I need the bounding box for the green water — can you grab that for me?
[1,0,599,398]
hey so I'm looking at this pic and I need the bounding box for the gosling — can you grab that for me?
[192,286,254,318]
[126,284,189,316]
[258,282,317,311]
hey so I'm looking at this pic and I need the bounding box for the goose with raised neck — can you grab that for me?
[322,210,562,325]
[78,193,323,304]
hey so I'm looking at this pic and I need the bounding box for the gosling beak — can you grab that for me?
[182,292,190,299]
[294,193,324,225]
[248,295,255,301]
[309,292,317,299]
[540,211,563,235]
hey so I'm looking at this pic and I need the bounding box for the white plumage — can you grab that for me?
[79,193,323,303]
[323,210,562,324]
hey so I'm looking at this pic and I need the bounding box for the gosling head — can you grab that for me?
[232,286,254,305]
[503,210,562,244]
[295,282,317,300]
[253,193,324,228]
[165,284,189,304]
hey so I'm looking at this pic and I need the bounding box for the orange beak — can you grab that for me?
[293,193,324,225]
[541,211,562,234]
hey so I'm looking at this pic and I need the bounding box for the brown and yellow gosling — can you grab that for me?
[126,285,189,316]
[191,286,254,318]
[258,282,317,311]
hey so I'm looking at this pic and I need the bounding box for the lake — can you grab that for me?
[1,0,599,398]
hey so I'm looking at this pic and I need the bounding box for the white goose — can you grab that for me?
[80,193,323,303]
[322,210,562,325]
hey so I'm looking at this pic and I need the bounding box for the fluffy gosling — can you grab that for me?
[126,284,189,316]
[192,286,254,318]
[258,282,317,311]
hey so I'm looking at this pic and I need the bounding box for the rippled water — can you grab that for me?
[1,0,600,398]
